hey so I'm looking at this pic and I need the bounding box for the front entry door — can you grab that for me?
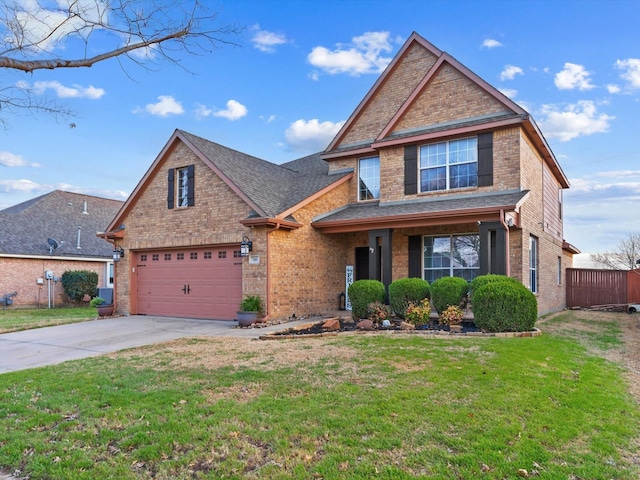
[355,247,369,281]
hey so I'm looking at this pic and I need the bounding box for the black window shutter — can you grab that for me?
[187,164,195,206]
[167,168,175,209]
[477,132,493,187]
[408,235,422,278]
[404,145,417,195]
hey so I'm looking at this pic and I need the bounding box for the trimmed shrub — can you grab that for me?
[388,277,430,318]
[430,276,469,314]
[469,274,522,299]
[61,270,99,303]
[472,281,538,332]
[348,280,385,320]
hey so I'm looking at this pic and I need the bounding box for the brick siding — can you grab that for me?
[115,141,254,315]
[0,257,108,307]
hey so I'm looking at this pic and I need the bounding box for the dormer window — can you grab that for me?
[358,156,380,201]
[419,137,478,192]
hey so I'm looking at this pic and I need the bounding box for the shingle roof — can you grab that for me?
[179,130,351,218]
[313,190,530,224]
[0,190,124,258]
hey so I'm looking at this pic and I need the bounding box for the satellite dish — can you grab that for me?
[48,238,63,254]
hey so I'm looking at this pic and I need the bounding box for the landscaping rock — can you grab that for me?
[323,318,340,331]
[357,319,375,331]
[399,321,415,330]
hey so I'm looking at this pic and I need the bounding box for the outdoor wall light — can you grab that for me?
[113,246,125,262]
[240,236,253,257]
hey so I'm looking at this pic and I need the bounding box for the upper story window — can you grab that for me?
[167,165,194,209]
[419,137,478,192]
[358,156,380,201]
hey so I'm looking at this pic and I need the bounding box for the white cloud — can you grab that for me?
[0,152,40,168]
[213,100,247,121]
[32,81,105,99]
[194,104,213,119]
[285,119,345,152]
[498,88,518,99]
[252,28,287,53]
[500,65,523,81]
[136,96,184,117]
[607,84,622,94]
[0,179,44,193]
[616,58,640,89]
[307,31,394,76]
[538,100,614,141]
[554,63,595,90]
[259,114,276,123]
[7,0,108,52]
[482,39,502,48]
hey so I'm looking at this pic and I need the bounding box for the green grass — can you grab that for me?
[0,310,639,479]
[0,307,95,333]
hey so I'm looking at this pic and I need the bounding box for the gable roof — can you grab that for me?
[323,32,569,189]
[0,190,124,258]
[105,130,353,234]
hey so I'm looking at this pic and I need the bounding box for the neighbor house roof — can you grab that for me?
[105,130,353,234]
[0,190,124,258]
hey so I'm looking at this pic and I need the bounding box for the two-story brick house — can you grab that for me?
[101,32,577,321]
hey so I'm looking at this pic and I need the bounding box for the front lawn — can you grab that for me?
[0,310,639,479]
[0,307,95,333]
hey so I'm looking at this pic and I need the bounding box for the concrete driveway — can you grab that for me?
[0,316,306,374]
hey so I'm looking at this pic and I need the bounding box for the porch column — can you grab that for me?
[479,221,507,275]
[369,229,393,297]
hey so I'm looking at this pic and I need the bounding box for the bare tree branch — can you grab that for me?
[591,233,640,270]
[0,0,242,120]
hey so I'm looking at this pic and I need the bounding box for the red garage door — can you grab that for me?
[136,246,242,320]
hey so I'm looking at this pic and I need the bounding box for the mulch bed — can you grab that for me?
[269,318,479,336]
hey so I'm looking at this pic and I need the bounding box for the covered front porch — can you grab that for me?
[312,190,530,292]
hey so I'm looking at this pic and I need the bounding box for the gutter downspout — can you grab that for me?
[500,209,511,276]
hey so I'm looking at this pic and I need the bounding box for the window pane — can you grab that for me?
[449,138,477,164]
[420,166,446,192]
[420,142,446,168]
[424,236,450,269]
[178,168,189,207]
[358,157,380,200]
[452,235,480,269]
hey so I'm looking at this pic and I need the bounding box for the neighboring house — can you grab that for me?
[0,190,124,308]
[101,32,578,321]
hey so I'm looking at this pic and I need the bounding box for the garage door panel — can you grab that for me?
[136,247,242,320]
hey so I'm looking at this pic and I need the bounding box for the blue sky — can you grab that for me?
[1,0,639,256]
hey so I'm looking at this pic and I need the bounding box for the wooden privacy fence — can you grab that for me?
[566,268,640,308]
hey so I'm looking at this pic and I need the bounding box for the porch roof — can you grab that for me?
[311,190,529,233]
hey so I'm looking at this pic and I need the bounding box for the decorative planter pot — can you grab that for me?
[97,304,115,317]
[449,324,462,333]
[237,311,259,327]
